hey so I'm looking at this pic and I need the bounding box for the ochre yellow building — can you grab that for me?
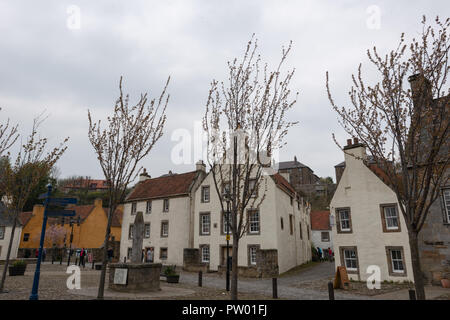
[19,199,123,250]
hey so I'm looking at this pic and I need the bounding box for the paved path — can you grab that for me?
[179,263,372,300]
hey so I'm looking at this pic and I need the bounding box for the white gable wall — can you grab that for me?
[330,146,414,282]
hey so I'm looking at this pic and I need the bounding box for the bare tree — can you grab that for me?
[203,36,298,300]
[0,116,68,292]
[88,76,169,299]
[0,107,19,157]
[326,16,449,299]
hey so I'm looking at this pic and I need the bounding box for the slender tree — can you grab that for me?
[0,116,68,292]
[88,76,169,299]
[0,107,19,158]
[203,36,298,300]
[326,16,449,299]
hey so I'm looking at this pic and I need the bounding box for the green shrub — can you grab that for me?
[164,266,177,276]
[12,260,27,267]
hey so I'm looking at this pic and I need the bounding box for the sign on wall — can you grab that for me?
[114,268,128,285]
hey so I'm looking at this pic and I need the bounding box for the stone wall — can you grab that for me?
[418,175,450,285]
[108,263,162,292]
[182,248,209,272]
[215,249,279,278]
[256,249,279,278]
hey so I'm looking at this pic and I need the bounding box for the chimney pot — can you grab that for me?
[353,137,359,144]
[347,139,352,146]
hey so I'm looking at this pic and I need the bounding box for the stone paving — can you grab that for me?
[1,261,447,300]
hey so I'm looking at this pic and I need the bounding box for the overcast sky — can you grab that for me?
[0,0,447,182]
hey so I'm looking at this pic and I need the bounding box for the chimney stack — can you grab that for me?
[139,168,151,182]
[353,137,359,144]
[196,160,206,173]
[346,139,352,146]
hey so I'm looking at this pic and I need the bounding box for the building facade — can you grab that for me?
[330,139,414,282]
[310,210,333,252]
[19,198,123,251]
[191,169,312,275]
[0,203,22,260]
[120,163,206,266]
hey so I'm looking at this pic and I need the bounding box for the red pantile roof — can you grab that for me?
[18,211,33,226]
[271,173,296,197]
[126,171,199,201]
[310,210,331,230]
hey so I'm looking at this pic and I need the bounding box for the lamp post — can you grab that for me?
[67,216,80,266]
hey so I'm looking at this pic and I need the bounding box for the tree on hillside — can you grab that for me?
[88,76,170,299]
[0,116,68,292]
[203,36,298,300]
[326,16,449,299]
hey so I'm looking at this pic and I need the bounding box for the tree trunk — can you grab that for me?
[230,238,239,300]
[0,213,18,292]
[408,230,426,300]
[96,206,115,299]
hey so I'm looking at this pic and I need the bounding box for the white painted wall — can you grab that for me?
[330,145,414,282]
[0,225,22,260]
[193,171,312,274]
[311,230,333,252]
[120,196,191,266]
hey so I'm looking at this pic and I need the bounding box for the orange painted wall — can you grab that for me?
[19,199,122,249]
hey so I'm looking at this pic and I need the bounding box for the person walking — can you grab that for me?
[79,248,85,267]
[317,247,323,261]
[42,248,47,262]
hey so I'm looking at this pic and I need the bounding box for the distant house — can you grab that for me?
[0,203,23,260]
[310,210,333,251]
[19,199,123,252]
[60,178,109,193]
[278,156,336,202]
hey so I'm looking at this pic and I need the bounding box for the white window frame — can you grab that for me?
[248,210,260,234]
[0,226,5,240]
[390,249,405,273]
[163,199,169,212]
[201,245,210,263]
[343,249,358,271]
[131,202,137,215]
[146,201,152,214]
[249,246,258,265]
[161,221,169,237]
[321,231,330,242]
[338,209,351,231]
[442,188,450,223]
[202,186,210,203]
[248,179,257,198]
[144,223,151,238]
[128,224,134,239]
[384,206,399,230]
[200,214,211,235]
